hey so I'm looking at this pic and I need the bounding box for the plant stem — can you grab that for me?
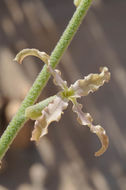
[25,95,56,120]
[0,0,93,161]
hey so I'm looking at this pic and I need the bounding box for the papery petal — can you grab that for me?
[90,125,109,157]
[47,62,68,90]
[14,48,50,64]
[70,67,110,97]
[31,95,68,141]
[72,101,109,156]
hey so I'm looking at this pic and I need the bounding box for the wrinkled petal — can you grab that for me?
[47,61,68,90]
[70,67,110,97]
[72,101,109,156]
[31,95,68,141]
[14,48,50,64]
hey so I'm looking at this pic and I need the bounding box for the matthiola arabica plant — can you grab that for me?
[0,0,111,163]
[15,49,110,157]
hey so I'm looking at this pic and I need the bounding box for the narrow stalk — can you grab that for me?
[0,0,93,160]
[25,95,56,120]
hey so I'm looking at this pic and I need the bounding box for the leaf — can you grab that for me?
[70,67,110,97]
[31,95,68,141]
[72,101,109,156]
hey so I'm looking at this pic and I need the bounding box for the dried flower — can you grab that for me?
[15,48,110,156]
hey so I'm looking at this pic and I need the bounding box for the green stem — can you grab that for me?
[0,0,93,160]
[25,95,56,120]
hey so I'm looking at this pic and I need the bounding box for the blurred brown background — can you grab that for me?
[0,0,126,189]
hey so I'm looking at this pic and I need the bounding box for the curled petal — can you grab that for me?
[70,67,110,97]
[31,95,68,141]
[72,101,109,156]
[47,61,68,90]
[14,48,50,64]
[90,125,109,157]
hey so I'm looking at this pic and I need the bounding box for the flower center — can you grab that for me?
[61,88,74,99]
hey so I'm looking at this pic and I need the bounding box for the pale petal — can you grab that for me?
[70,67,110,97]
[31,95,68,141]
[14,48,50,64]
[72,101,109,156]
[47,62,68,90]
[90,125,109,157]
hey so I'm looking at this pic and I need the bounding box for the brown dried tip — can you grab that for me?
[92,125,109,157]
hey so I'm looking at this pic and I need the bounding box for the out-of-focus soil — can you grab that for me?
[0,0,126,190]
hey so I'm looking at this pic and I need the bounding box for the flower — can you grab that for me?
[15,48,110,156]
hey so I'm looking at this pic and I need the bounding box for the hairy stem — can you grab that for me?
[0,0,93,160]
[25,95,56,120]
